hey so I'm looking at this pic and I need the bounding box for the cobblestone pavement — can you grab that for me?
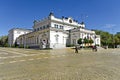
[0,47,120,80]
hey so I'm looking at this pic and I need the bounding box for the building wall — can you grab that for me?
[70,27,97,46]
[8,30,14,46]
[17,29,50,49]
[33,19,50,32]
[95,35,101,46]
[8,28,32,47]
[49,30,68,49]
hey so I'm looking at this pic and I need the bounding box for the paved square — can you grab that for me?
[0,47,120,80]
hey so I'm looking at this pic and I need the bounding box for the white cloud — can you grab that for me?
[103,24,116,28]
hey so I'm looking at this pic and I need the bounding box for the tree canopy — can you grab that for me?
[94,30,120,48]
[0,35,8,47]
[77,38,82,45]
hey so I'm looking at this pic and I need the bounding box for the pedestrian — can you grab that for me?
[95,45,97,52]
[92,46,94,51]
[75,45,78,53]
[92,45,97,52]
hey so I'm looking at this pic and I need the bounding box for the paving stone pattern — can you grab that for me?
[0,47,120,80]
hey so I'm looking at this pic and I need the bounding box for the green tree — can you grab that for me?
[0,35,8,47]
[83,38,89,47]
[89,39,94,46]
[94,30,113,47]
[114,34,120,46]
[77,38,82,45]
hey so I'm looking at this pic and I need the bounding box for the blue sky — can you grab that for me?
[0,0,120,36]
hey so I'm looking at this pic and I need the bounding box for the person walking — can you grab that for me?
[75,45,78,53]
[92,46,94,51]
[95,45,97,52]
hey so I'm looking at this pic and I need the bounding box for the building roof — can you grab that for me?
[9,28,33,32]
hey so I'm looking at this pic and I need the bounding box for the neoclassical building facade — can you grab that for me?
[8,13,100,49]
[8,28,32,47]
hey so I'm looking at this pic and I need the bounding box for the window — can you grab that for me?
[54,24,56,28]
[56,25,58,28]
[60,25,64,29]
[60,25,61,29]
[62,26,63,29]
[40,27,42,30]
[43,26,45,29]
[54,24,59,28]
[37,28,39,31]
[47,25,50,28]
[69,19,72,23]
[44,26,46,29]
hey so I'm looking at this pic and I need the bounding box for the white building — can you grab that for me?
[8,28,32,47]
[8,12,100,49]
[70,27,100,46]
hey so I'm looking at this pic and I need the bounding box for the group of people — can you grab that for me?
[75,45,97,53]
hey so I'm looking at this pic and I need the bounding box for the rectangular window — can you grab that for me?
[37,28,39,31]
[40,27,42,30]
[47,25,50,28]
[60,25,62,29]
[61,26,63,29]
[60,25,64,29]
[54,24,59,28]
[56,25,58,28]
[43,26,45,29]
[54,24,56,28]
